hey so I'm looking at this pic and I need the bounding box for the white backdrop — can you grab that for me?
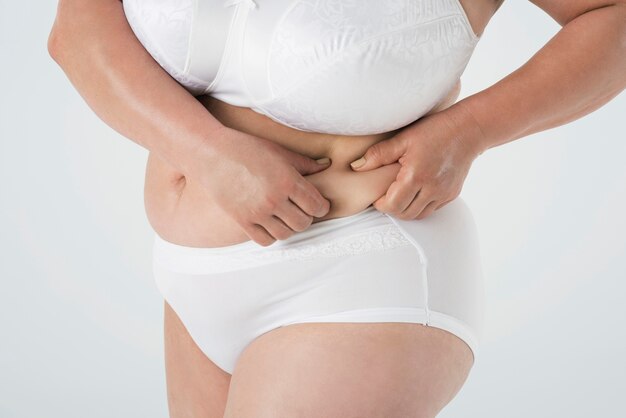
[1,1,625,417]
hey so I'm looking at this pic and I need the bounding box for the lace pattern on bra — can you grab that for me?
[154,223,412,274]
[240,0,479,135]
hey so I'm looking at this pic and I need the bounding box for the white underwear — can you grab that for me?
[151,198,485,374]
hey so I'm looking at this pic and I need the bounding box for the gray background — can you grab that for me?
[1,1,625,417]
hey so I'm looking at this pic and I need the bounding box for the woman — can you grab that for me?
[48,0,625,417]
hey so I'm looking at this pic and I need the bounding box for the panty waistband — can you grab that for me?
[153,205,413,274]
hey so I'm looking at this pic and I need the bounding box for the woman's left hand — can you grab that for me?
[349,106,484,220]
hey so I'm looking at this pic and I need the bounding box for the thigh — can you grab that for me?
[223,321,474,418]
[164,301,231,418]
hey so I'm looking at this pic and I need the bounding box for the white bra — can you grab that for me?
[123,0,480,135]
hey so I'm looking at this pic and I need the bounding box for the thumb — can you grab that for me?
[350,136,407,171]
[288,151,332,176]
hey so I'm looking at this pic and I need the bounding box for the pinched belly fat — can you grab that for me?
[144,80,461,248]
[144,138,401,248]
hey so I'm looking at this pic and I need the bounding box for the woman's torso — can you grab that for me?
[136,0,500,247]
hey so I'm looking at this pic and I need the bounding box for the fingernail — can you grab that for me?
[350,157,366,169]
[315,157,331,165]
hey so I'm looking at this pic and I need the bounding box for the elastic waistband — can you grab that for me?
[156,205,380,254]
[152,205,413,274]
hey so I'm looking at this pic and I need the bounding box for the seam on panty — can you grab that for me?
[383,215,431,326]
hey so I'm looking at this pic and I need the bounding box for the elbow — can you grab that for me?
[47,24,64,63]
[47,0,100,64]
[47,20,77,68]
[47,0,73,64]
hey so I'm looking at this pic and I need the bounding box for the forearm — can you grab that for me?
[48,0,225,175]
[452,3,626,155]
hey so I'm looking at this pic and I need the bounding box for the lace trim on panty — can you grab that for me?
[154,224,412,274]
[277,224,411,261]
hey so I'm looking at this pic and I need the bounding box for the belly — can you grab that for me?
[144,82,460,247]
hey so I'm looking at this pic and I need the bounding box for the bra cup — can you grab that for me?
[240,0,479,135]
[262,20,476,135]
[124,0,480,134]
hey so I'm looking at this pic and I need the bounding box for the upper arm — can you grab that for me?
[49,0,124,45]
[49,0,131,64]
[528,0,624,26]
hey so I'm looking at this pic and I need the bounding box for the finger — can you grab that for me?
[350,136,407,171]
[261,215,295,241]
[414,199,440,220]
[435,197,454,211]
[383,176,422,215]
[290,178,331,218]
[243,223,276,247]
[289,152,332,176]
[371,180,398,213]
[400,190,432,220]
[274,199,314,232]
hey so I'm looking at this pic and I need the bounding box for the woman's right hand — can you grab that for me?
[184,126,333,246]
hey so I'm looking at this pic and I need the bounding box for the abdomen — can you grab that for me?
[143,93,464,248]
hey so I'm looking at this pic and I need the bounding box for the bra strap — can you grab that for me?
[185,0,238,92]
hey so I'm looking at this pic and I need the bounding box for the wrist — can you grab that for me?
[441,100,489,158]
[178,123,231,178]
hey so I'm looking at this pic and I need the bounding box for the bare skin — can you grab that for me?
[48,0,626,416]
[163,0,626,412]
[160,2,499,417]
[146,93,433,248]
[144,0,498,249]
